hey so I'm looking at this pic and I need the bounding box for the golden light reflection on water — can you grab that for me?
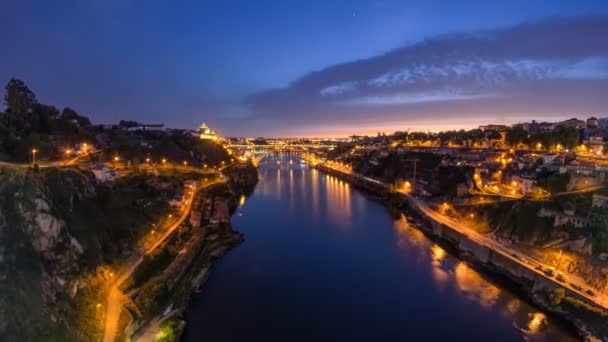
[454,262,501,309]
[324,174,352,229]
[239,194,246,207]
[527,312,547,334]
[506,298,521,314]
[251,157,572,341]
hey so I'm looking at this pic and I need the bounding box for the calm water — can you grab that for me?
[183,153,578,341]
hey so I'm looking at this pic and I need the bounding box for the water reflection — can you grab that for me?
[184,153,577,342]
[392,214,574,341]
[454,262,502,308]
[325,175,352,230]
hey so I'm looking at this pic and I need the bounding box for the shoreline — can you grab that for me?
[312,163,606,341]
[124,164,259,341]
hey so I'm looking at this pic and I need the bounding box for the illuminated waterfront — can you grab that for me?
[183,153,578,341]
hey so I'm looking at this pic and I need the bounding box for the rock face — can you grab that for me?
[0,167,93,340]
[18,196,66,253]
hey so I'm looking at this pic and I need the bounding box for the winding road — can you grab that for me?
[102,177,224,342]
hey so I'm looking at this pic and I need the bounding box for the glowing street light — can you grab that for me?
[31,149,37,164]
[183,161,188,167]
[162,158,167,165]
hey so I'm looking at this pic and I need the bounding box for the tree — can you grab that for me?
[60,107,91,127]
[506,127,529,147]
[4,78,37,114]
[549,287,566,306]
[589,207,608,253]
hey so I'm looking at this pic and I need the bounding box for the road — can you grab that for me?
[318,161,608,311]
[102,177,224,342]
[0,149,102,169]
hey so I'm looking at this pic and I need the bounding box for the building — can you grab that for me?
[592,193,608,208]
[587,117,600,129]
[555,118,586,129]
[479,124,509,132]
[511,174,536,195]
[169,193,184,208]
[184,180,198,189]
[199,123,218,141]
[90,164,115,182]
[553,210,589,228]
[126,124,165,132]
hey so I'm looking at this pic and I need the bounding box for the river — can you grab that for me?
[183,153,579,341]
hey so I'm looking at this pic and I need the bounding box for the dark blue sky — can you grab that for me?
[2,1,608,137]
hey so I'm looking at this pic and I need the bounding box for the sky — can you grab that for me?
[1,1,608,137]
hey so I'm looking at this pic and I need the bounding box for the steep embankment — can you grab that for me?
[0,165,183,341]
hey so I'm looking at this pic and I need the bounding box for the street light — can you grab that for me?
[31,149,37,164]
[183,161,188,167]
[162,158,167,165]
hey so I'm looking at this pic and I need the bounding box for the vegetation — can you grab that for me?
[135,278,170,320]
[549,287,566,306]
[589,207,608,253]
[506,126,579,149]
[157,320,179,342]
[1,79,93,162]
[480,200,554,243]
[544,173,570,193]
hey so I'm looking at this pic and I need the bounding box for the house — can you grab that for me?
[90,164,115,182]
[511,174,536,195]
[553,210,589,228]
[169,193,184,208]
[592,193,608,208]
[183,180,198,190]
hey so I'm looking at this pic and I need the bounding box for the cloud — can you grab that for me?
[343,91,494,106]
[243,16,608,136]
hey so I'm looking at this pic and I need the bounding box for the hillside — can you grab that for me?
[0,165,191,340]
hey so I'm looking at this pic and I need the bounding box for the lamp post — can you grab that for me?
[557,249,564,271]
[31,149,37,165]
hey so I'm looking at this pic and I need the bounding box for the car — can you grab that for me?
[556,274,565,282]
[586,290,596,296]
[570,283,583,291]
[544,268,555,277]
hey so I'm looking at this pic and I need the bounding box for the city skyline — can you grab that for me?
[2,1,608,137]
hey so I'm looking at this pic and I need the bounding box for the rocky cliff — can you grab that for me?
[0,165,182,341]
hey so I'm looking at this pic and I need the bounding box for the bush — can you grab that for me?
[135,278,170,319]
[549,287,565,306]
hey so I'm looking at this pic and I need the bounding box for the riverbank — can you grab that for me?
[113,163,259,341]
[312,164,607,341]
